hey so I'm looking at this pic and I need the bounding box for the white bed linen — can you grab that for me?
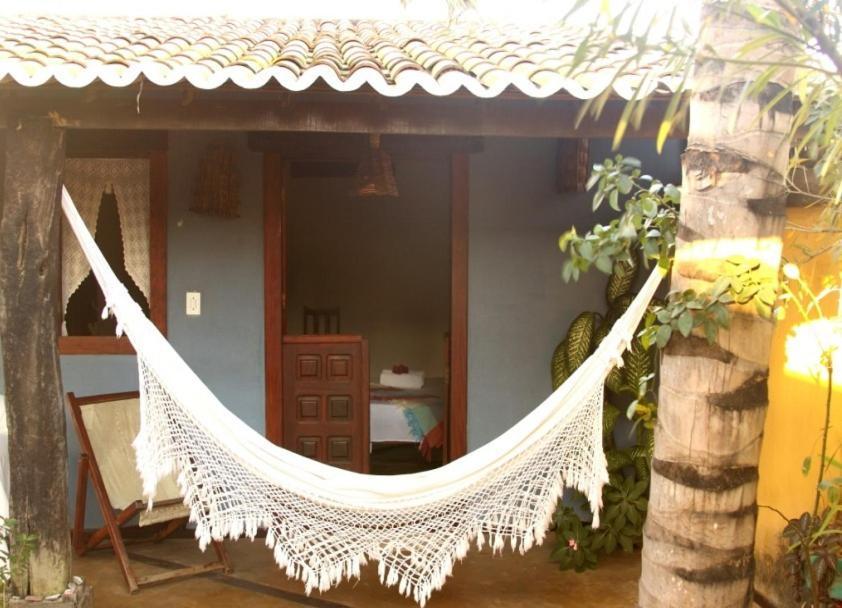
[371,400,419,443]
[369,379,446,444]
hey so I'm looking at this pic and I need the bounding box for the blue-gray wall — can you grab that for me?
[466,137,683,449]
[0,133,682,524]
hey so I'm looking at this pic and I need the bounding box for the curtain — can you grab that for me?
[62,158,150,334]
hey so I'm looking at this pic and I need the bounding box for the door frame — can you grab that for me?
[262,148,469,460]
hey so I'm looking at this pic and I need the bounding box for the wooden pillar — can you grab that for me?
[263,152,286,445]
[449,153,469,460]
[0,116,70,595]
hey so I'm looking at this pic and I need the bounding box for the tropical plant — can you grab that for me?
[781,509,842,607]
[0,516,38,606]
[550,256,656,571]
[557,134,795,608]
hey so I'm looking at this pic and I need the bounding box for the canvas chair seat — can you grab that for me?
[138,501,191,527]
[68,391,231,593]
[79,395,183,510]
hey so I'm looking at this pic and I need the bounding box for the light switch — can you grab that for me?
[186,292,201,316]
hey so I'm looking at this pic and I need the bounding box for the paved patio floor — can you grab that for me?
[73,538,641,607]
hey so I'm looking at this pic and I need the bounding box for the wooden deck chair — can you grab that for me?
[67,391,232,592]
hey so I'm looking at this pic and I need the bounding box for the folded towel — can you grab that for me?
[379,369,424,390]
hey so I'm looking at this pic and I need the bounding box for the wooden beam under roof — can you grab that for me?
[248,132,484,159]
[1,86,687,139]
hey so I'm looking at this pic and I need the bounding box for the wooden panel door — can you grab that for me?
[282,335,369,472]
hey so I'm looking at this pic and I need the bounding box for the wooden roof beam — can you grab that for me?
[248,132,483,160]
[1,89,686,139]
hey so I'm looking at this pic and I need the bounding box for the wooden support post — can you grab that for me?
[449,153,469,460]
[263,153,286,445]
[0,116,70,596]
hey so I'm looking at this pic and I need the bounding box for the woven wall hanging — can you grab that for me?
[192,142,240,217]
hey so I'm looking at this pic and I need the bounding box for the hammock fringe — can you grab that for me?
[133,359,610,606]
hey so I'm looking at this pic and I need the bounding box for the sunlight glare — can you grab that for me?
[785,318,842,387]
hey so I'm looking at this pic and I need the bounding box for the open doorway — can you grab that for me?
[283,153,452,474]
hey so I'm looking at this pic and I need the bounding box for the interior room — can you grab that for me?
[286,151,451,473]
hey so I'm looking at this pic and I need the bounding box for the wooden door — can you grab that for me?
[282,335,369,472]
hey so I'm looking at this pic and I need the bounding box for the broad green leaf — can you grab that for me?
[655,324,672,348]
[677,310,694,337]
[595,255,614,274]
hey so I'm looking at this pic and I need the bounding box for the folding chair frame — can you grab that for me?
[67,391,232,593]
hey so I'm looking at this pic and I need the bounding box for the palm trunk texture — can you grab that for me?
[638,2,795,606]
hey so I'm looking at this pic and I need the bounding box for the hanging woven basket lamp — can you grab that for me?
[354,134,399,197]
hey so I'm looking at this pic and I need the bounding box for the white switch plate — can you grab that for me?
[186,292,201,316]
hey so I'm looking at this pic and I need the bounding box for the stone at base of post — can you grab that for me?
[10,576,93,607]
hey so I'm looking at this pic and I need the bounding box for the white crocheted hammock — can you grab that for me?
[61,187,663,606]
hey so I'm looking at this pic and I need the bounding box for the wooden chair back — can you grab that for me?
[302,306,341,335]
[66,390,232,592]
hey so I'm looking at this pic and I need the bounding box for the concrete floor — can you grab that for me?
[73,539,641,607]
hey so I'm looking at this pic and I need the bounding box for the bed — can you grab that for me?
[369,378,446,461]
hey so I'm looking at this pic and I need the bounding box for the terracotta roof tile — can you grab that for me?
[0,15,676,99]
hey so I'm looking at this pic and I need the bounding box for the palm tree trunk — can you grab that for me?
[639,2,794,606]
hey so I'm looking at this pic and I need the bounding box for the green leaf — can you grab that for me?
[593,190,605,211]
[617,174,633,194]
[677,310,694,337]
[565,313,597,370]
[606,259,638,304]
[551,338,571,390]
[595,255,614,274]
[603,402,622,436]
[618,534,634,553]
[664,184,680,204]
[803,456,812,477]
[623,339,654,391]
[562,261,574,283]
[578,240,594,260]
[655,324,672,349]
[704,322,718,344]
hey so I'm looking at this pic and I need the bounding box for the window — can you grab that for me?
[59,136,167,355]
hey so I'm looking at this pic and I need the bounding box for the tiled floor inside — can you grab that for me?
[74,538,641,607]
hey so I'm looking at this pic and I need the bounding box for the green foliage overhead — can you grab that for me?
[564,0,842,259]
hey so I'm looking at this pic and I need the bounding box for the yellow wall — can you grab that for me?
[755,206,842,604]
